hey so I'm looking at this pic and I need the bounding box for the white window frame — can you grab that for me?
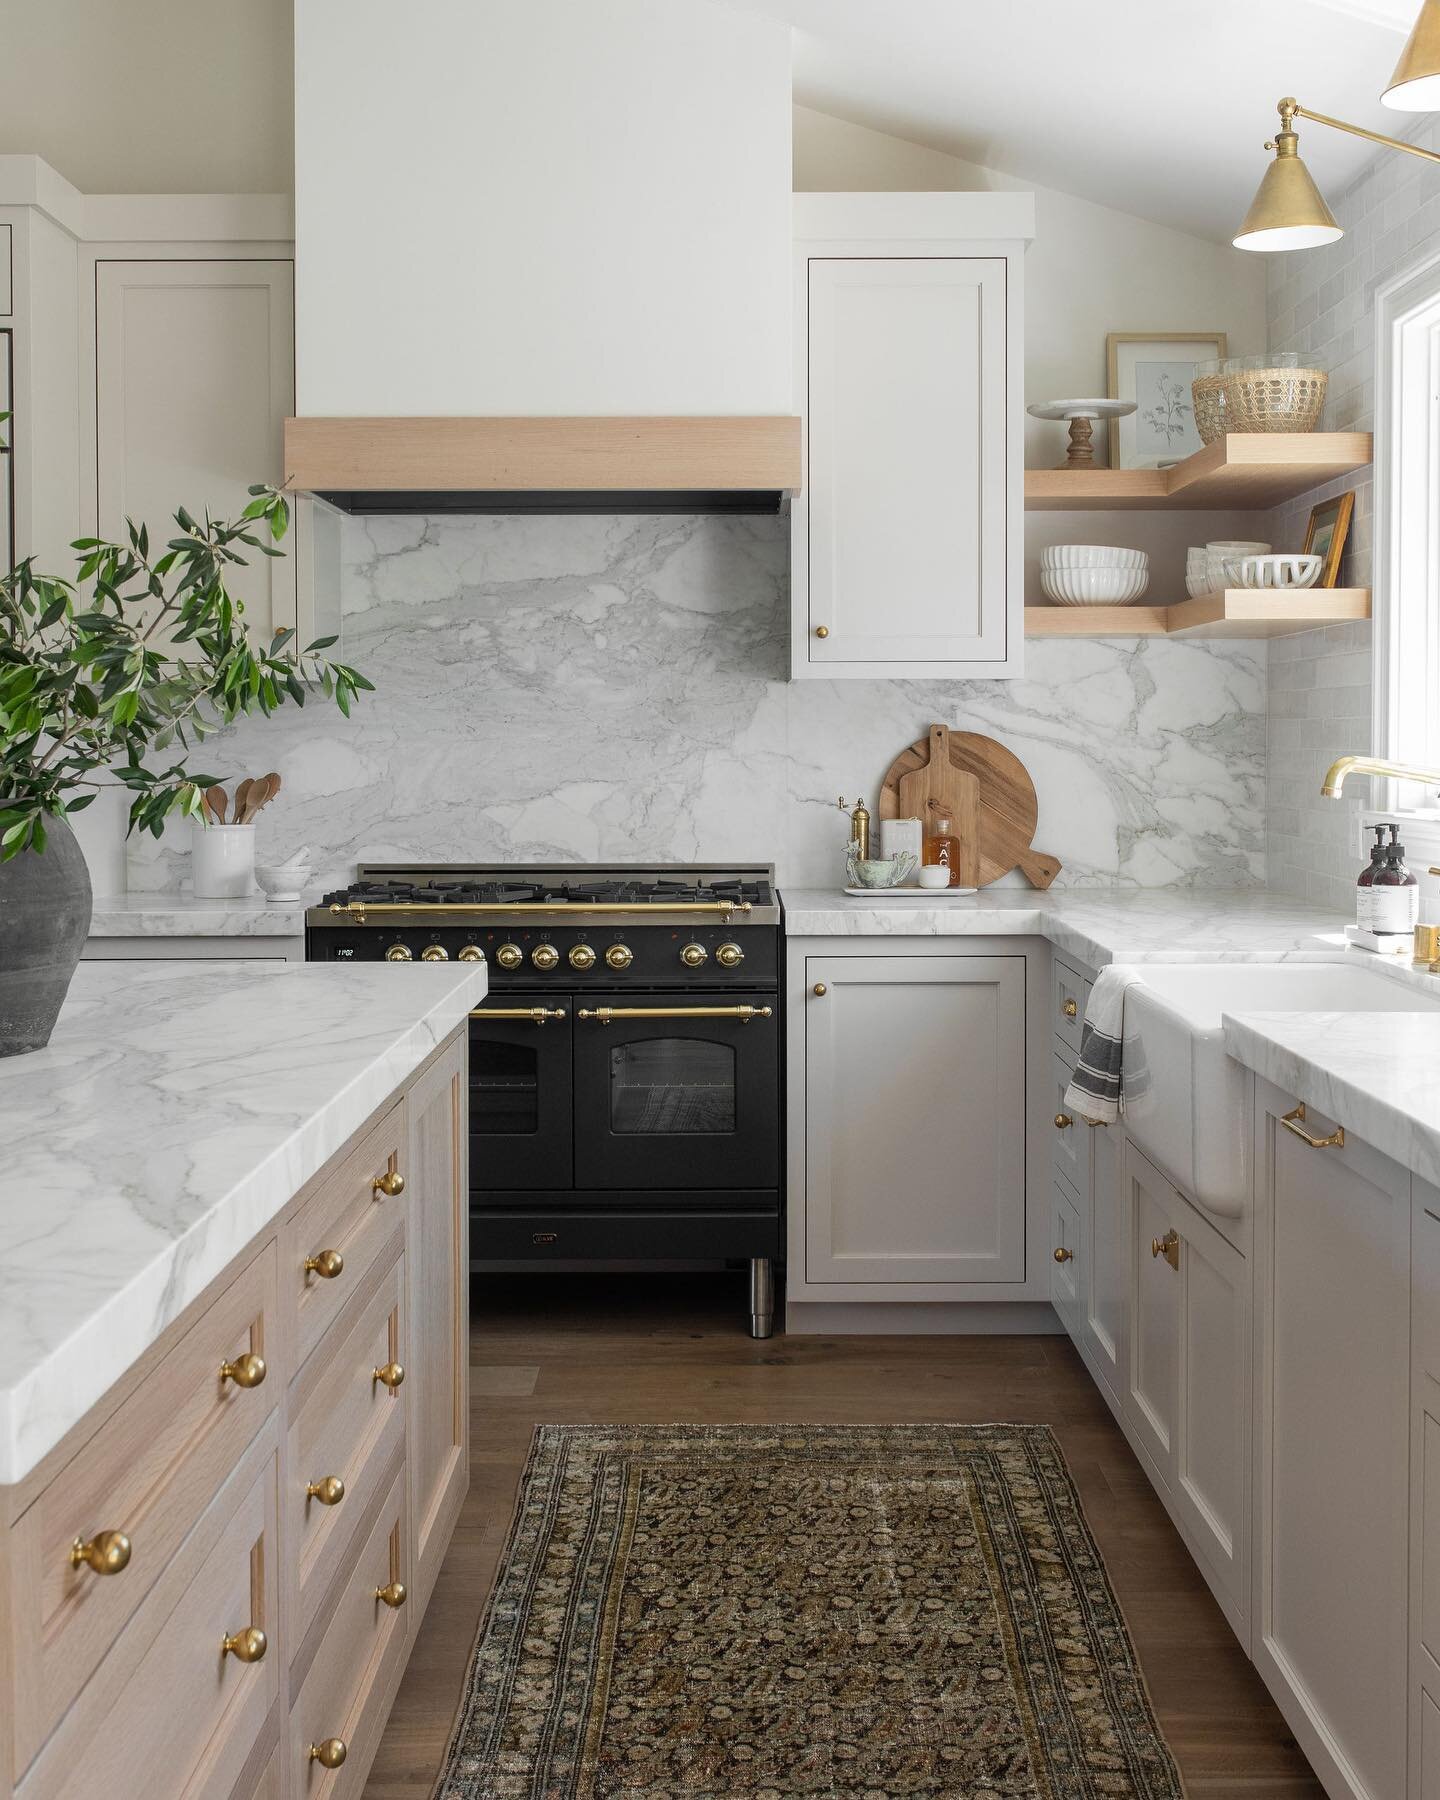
[1371,243,1440,840]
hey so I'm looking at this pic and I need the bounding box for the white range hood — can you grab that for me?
[288,0,799,511]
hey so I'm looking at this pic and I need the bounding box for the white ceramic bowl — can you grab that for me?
[1041,544,1148,570]
[255,863,312,901]
[1221,553,1323,590]
[1206,539,1271,555]
[1040,567,1150,606]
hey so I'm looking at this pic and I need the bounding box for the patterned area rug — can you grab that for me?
[436,1423,1183,1799]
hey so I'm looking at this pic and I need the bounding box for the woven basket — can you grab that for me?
[1222,366,1327,433]
[1191,373,1227,446]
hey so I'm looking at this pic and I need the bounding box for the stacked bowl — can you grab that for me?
[1040,545,1149,606]
[1186,540,1270,598]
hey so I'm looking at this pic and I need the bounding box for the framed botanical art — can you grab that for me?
[1106,331,1227,470]
[1302,491,1355,588]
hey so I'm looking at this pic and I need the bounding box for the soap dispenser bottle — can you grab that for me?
[1356,825,1388,927]
[1372,824,1420,934]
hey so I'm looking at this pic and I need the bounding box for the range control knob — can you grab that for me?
[715,942,744,969]
[568,944,596,971]
[457,944,485,963]
[495,943,524,970]
[604,943,634,971]
[384,944,413,962]
[531,943,560,971]
[679,942,708,968]
[420,944,449,962]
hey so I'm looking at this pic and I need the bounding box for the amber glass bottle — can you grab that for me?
[923,812,961,886]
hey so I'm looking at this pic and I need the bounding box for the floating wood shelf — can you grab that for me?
[1024,432,1372,511]
[1025,589,1371,640]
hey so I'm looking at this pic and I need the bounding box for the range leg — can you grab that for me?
[749,1257,774,1340]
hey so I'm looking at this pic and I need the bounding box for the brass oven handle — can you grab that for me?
[576,1005,773,1023]
[332,901,750,918]
[1280,1102,1345,1150]
[469,1006,568,1022]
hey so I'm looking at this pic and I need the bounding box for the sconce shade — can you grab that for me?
[1383,0,1440,109]
[1234,142,1344,251]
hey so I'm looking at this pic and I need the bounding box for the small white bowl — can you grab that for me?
[255,863,312,901]
[1206,539,1271,555]
[1041,544,1148,570]
[1040,567,1150,606]
[1221,553,1323,590]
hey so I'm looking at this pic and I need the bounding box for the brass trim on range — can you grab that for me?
[469,1006,568,1023]
[1280,1102,1345,1150]
[329,900,751,920]
[576,1004,773,1024]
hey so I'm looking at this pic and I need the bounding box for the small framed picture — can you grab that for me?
[1106,331,1227,469]
[1302,491,1355,588]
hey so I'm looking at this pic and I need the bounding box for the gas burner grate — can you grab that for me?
[321,874,774,908]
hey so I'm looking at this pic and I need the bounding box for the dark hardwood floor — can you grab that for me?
[365,1272,1323,1799]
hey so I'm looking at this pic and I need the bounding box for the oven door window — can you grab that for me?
[609,1037,737,1135]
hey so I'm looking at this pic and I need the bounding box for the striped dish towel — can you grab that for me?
[1063,966,1145,1125]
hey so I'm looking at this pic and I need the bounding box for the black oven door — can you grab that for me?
[467,994,572,1190]
[572,996,779,1191]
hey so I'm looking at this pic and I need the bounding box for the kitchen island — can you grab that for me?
[0,958,483,1800]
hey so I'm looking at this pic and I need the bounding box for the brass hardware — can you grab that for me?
[814,625,829,638]
[1085,1117,1105,1128]
[331,900,751,920]
[303,1248,344,1281]
[457,943,485,963]
[375,1581,407,1609]
[604,943,633,970]
[221,1626,268,1663]
[813,983,827,997]
[306,1476,346,1506]
[680,942,708,967]
[373,1361,405,1390]
[716,942,744,968]
[1054,1112,1073,1130]
[219,1352,267,1390]
[1280,1102,1345,1150]
[70,1530,131,1575]
[420,943,448,962]
[469,1006,567,1023]
[1151,1230,1180,1270]
[373,1169,405,1198]
[568,943,596,970]
[1416,922,1440,971]
[1062,998,1078,1018]
[384,944,413,962]
[309,1740,347,1770]
[1321,754,1440,798]
[495,942,524,970]
[577,1004,773,1024]
[837,795,871,861]
[1053,1245,1074,1264]
[1383,0,1440,110]
[531,943,560,971]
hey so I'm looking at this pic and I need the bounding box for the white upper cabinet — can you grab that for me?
[792,193,1032,680]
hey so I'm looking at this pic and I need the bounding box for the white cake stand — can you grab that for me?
[1027,398,1136,469]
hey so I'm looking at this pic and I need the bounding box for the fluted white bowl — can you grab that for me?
[1041,566,1150,605]
[1221,553,1323,590]
[1041,544,1148,571]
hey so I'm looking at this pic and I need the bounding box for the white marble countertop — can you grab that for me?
[0,959,486,1486]
[87,894,312,937]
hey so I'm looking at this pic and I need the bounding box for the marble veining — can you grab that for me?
[88,894,311,937]
[125,513,1268,897]
[0,960,485,1485]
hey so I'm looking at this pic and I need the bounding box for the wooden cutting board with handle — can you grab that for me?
[878,723,1062,889]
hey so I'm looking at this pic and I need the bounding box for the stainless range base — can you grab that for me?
[750,1257,775,1339]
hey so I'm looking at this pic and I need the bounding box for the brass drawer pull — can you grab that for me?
[1054,1112,1073,1130]
[306,1476,346,1506]
[577,1004,772,1023]
[1063,998,1078,1017]
[70,1530,131,1576]
[812,984,827,997]
[1151,1230,1180,1270]
[372,1169,405,1198]
[814,624,829,638]
[221,1626,268,1663]
[1280,1102,1345,1150]
[1053,1245,1074,1264]
[373,1361,405,1390]
[303,1248,345,1281]
[374,1580,408,1609]
[309,1740,347,1770]
[469,1006,568,1023]
[219,1352,267,1390]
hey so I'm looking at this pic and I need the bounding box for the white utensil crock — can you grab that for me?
[192,822,256,898]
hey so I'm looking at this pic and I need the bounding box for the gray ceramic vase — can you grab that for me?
[0,814,92,1056]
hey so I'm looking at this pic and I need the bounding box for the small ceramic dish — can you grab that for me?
[845,851,918,889]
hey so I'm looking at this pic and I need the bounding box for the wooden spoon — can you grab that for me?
[254,771,282,818]
[203,785,228,825]
[232,777,255,824]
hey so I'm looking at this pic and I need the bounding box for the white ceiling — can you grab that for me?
[735,0,1427,241]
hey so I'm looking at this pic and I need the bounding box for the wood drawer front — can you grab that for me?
[1052,958,1090,1057]
[19,1440,280,1800]
[285,1102,405,1372]
[11,1246,277,1772]
[286,1248,406,1643]
[289,1464,409,1800]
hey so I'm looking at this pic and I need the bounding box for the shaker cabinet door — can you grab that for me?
[1083,1118,1126,1401]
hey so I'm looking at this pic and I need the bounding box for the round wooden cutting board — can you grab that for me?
[878,723,1062,889]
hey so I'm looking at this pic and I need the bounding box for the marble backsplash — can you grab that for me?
[127,513,1268,895]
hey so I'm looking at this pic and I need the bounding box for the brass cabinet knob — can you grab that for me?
[531,943,560,971]
[814,625,829,638]
[384,943,412,962]
[306,1476,346,1506]
[680,942,708,967]
[812,983,827,997]
[221,1625,268,1663]
[309,1740,347,1770]
[372,1169,405,1198]
[568,943,596,970]
[373,1361,405,1390]
[715,942,744,968]
[1063,998,1078,1018]
[70,1530,131,1575]
[604,943,633,970]
[304,1248,344,1281]
[420,944,449,962]
[457,944,485,963]
[1054,1113,1073,1130]
[1151,1229,1180,1269]
[374,1580,408,1609]
[219,1352,267,1390]
[1053,1246,1074,1264]
[495,942,523,970]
